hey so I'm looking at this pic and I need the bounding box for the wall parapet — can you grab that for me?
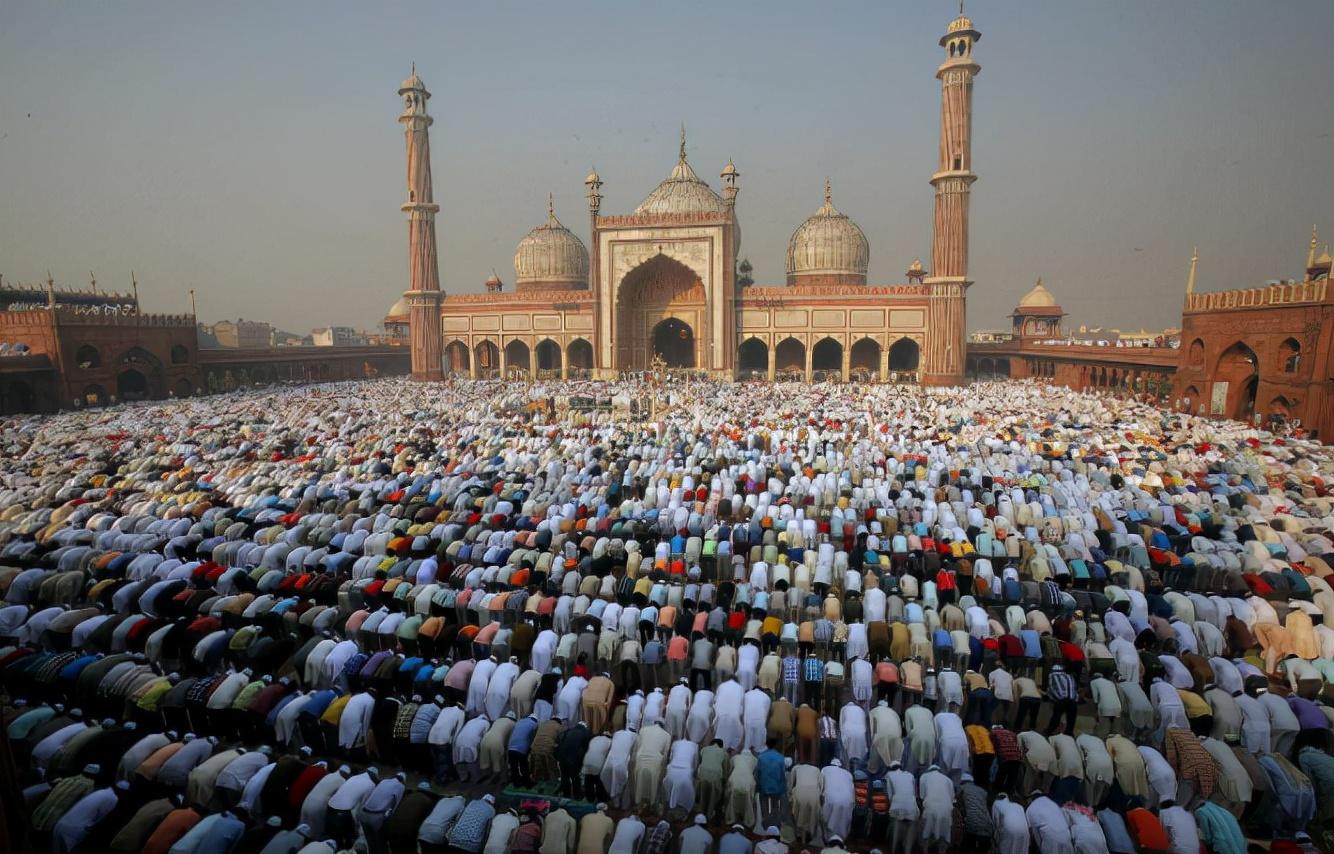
[1185,280,1327,313]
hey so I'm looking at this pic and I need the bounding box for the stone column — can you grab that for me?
[767,341,777,382]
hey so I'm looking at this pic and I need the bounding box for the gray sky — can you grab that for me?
[2,1,1331,334]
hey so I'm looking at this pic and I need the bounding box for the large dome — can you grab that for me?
[513,198,589,290]
[786,181,870,285]
[635,137,727,217]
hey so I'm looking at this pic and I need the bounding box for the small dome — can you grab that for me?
[785,180,869,284]
[720,159,738,178]
[386,297,409,318]
[634,132,727,217]
[1018,279,1057,308]
[514,198,589,288]
[1317,245,1332,266]
[947,15,974,33]
[398,67,426,94]
[584,168,601,185]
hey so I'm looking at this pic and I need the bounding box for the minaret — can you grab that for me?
[922,7,980,386]
[585,166,603,373]
[1186,247,1198,295]
[399,66,444,382]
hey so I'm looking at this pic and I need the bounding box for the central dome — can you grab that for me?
[513,197,589,291]
[635,134,726,217]
[786,180,870,285]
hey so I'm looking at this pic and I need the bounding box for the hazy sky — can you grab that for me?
[2,2,1332,334]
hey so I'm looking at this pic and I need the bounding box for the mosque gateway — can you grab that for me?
[392,12,981,386]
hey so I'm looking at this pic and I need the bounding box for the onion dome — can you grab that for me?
[1018,279,1057,308]
[785,179,870,286]
[634,127,727,217]
[385,297,409,318]
[513,195,588,291]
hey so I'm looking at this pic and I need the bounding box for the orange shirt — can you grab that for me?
[141,807,203,854]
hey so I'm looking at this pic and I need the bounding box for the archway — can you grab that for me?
[75,344,101,370]
[1214,341,1259,420]
[117,369,149,401]
[995,358,1010,380]
[888,338,919,373]
[535,339,562,375]
[1269,396,1294,419]
[504,340,531,377]
[475,341,500,379]
[651,318,695,368]
[173,378,193,397]
[445,340,470,375]
[850,338,880,381]
[82,384,107,406]
[1187,338,1205,369]
[737,338,768,378]
[811,338,843,380]
[775,338,805,378]
[614,254,705,371]
[3,381,34,414]
[1279,337,1301,373]
[567,339,593,376]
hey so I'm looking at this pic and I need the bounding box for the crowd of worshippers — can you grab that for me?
[1,376,1334,854]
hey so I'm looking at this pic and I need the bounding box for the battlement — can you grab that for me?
[1185,279,1327,313]
[54,309,195,327]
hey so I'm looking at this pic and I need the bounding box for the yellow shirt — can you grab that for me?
[321,693,352,726]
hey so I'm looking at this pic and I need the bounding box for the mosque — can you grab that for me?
[388,10,982,385]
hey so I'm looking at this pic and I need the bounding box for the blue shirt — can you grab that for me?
[755,749,786,796]
[508,716,539,753]
[170,811,245,854]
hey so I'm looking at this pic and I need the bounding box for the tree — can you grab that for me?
[737,258,754,287]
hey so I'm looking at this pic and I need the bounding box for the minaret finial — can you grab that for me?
[1186,247,1199,295]
[679,123,687,162]
[824,177,832,206]
[1308,224,1320,270]
[548,192,555,219]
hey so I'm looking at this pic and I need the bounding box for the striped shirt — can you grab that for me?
[1047,669,1078,702]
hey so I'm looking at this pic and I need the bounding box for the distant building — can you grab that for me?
[311,326,366,347]
[203,319,272,349]
[269,329,305,347]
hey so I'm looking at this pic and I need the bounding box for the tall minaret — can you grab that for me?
[399,67,444,382]
[922,8,980,386]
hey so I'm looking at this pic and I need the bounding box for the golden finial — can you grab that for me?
[824,177,832,206]
[1036,276,1043,288]
[679,123,687,162]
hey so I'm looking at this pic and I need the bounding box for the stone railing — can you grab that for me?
[1185,279,1327,313]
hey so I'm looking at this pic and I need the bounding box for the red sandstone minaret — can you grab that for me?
[399,66,444,382]
[922,8,980,386]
